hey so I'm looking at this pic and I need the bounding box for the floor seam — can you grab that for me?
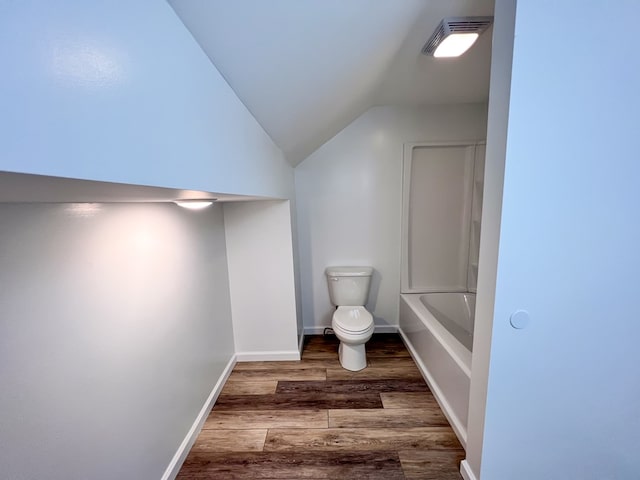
[176,334,463,479]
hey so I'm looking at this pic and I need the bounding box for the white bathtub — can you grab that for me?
[399,292,473,448]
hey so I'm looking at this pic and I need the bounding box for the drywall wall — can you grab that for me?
[477,1,640,478]
[462,0,514,477]
[224,201,300,360]
[0,0,303,369]
[0,203,234,479]
[295,105,487,331]
[0,0,293,200]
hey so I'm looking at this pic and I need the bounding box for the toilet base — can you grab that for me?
[338,342,367,371]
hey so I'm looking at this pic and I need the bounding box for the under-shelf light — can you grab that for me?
[174,199,216,210]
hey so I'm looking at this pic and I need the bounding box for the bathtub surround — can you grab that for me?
[0,203,234,480]
[402,144,474,292]
[401,142,485,294]
[397,139,484,448]
[295,104,488,333]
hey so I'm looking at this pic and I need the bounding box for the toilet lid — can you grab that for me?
[334,307,373,333]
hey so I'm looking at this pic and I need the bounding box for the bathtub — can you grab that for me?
[399,292,474,448]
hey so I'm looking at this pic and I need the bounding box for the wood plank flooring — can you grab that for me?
[177,334,464,479]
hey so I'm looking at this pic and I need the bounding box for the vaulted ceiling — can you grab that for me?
[169,0,495,166]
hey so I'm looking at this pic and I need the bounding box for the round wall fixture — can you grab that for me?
[509,310,531,329]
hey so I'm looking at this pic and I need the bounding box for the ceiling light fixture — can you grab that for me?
[174,199,216,210]
[422,17,493,58]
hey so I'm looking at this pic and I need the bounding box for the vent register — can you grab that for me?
[422,17,493,57]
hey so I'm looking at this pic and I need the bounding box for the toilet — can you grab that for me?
[325,266,375,371]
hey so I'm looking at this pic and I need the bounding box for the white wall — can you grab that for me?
[224,201,300,360]
[0,0,293,200]
[0,203,234,479]
[475,1,640,478]
[0,0,303,374]
[463,0,515,477]
[295,105,487,331]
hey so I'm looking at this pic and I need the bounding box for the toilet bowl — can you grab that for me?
[332,306,374,371]
[325,266,375,371]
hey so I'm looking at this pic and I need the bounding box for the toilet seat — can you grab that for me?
[333,306,373,334]
[331,306,374,371]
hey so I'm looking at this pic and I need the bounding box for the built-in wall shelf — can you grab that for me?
[467,144,486,292]
[473,186,483,206]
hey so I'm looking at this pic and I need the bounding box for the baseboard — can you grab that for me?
[161,354,237,480]
[398,327,467,449]
[303,326,328,335]
[235,350,301,361]
[460,460,477,480]
[303,325,399,335]
[372,325,399,333]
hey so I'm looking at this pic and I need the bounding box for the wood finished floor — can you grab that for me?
[177,334,464,479]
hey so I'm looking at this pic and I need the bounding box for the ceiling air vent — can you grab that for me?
[422,17,493,57]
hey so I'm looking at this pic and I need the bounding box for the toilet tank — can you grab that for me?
[326,266,373,306]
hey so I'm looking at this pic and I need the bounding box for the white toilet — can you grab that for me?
[325,266,375,371]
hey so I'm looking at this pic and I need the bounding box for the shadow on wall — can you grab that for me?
[367,269,393,329]
[295,196,315,328]
[367,268,381,320]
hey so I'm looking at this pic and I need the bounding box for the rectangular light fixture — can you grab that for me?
[422,17,493,58]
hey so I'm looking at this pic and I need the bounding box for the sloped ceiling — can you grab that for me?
[168,0,494,166]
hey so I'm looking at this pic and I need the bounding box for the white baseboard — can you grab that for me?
[235,350,301,361]
[303,325,399,335]
[372,325,399,333]
[161,354,237,480]
[303,326,332,335]
[460,460,477,480]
